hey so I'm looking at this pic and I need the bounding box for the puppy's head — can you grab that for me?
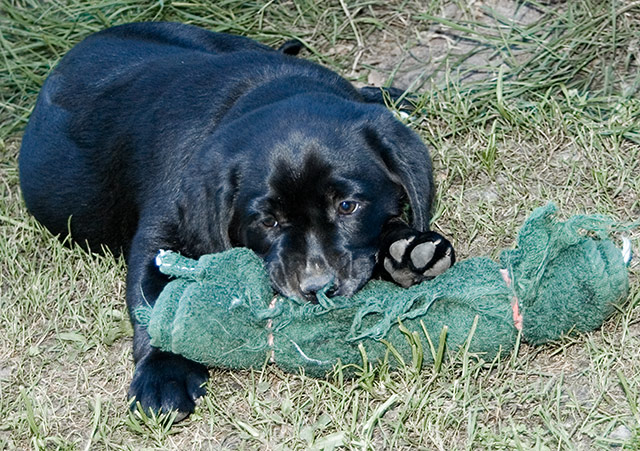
[223,97,434,302]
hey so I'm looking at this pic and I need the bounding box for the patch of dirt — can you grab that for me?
[352,0,544,90]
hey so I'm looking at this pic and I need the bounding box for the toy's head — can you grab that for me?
[500,204,631,345]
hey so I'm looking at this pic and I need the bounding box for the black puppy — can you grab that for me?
[19,22,455,420]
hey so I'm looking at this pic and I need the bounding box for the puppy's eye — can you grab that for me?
[337,200,359,215]
[261,216,278,228]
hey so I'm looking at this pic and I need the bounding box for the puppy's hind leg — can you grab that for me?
[376,220,455,288]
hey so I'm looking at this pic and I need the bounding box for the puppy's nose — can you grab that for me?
[299,273,333,297]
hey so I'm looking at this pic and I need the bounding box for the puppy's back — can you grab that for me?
[19,23,275,252]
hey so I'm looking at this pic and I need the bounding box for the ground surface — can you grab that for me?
[1,0,639,449]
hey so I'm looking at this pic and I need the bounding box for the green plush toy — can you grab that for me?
[136,204,634,377]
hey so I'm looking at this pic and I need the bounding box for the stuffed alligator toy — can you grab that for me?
[136,204,634,377]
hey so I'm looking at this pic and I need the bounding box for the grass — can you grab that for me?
[1,0,639,449]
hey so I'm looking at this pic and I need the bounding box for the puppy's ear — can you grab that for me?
[177,166,237,254]
[365,115,434,231]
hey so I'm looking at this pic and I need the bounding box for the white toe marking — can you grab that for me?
[389,237,413,262]
[392,268,417,288]
[423,255,453,278]
[385,258,416,288]
[410,242,436,269]
[383,257,395,275]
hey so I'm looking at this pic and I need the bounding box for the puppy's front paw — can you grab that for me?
[379,229,455,288]
[128,350,208,422]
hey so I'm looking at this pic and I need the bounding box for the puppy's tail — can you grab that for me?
[278,39,304,56]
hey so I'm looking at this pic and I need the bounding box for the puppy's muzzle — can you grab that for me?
[299,272,334,299]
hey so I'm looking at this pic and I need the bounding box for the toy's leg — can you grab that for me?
[126,226,209,422]
[376,220,455,287]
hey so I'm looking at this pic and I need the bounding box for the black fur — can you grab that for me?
[19,22,453,419]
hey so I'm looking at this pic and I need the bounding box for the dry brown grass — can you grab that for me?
[1,0,639,449]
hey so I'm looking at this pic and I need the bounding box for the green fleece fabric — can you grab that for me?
[136,204,631,376]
